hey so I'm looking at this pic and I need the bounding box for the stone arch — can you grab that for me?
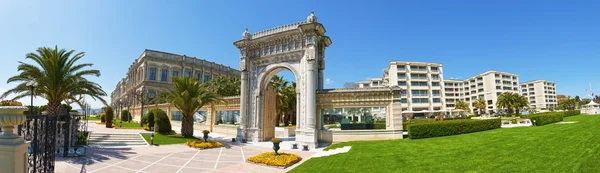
[234,12,332,148]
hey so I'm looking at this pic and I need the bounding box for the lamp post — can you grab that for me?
[150,133,154,145]
[26,80,37,115]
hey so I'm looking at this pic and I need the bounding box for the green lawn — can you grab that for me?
[141,133,199,145]
[291,115,600,173]
[113,121,146,129]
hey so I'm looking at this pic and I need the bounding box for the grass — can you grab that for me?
[141,133,199,145]
[113,121,146,129]
[291,115,600,173]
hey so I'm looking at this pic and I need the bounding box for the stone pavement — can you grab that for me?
[55,122,318,173]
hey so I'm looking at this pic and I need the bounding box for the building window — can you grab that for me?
[398,82,406,86]
[433,98,441,103]
[204,74,211,83]
[411,82,428,86]
[398,73,406,79]
[432,90,440,96]
[196,74,202,81]
[411,90,428,96]
[172,71,179,78]
[432,74,439,80]
[432,82,440,86]
[431,67,438,72]
[496,86,501,89]
[149,68,157,80]
[401,90,407,96]
[397,66,406,71]
[185,70,192,78]
[412,98,429,103]
[160,69,168,81]
[410,74,427,80]
[410,66,427,71]
[401,98,407,103]
[363,84,370,88]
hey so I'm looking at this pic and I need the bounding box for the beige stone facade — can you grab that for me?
[109,49,240,121]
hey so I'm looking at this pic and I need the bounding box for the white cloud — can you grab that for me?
[325,78,334,85]
[449,76,463,80]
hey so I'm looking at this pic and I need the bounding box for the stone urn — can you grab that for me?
[272,138,281,156]
[202,130,210,142]
[0,106,28,141]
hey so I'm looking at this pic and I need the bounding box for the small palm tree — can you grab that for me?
[455,100,470,116]
[512,95,530,117]
[1,46,107,115]
[161,76,224,137]
[496,92,517,116]
[474,97,487,116]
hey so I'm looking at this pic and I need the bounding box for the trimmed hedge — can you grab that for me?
[563,110,580,117]
[374,123,386,129]
[408,119,501,139]
[530,113,563,126]
[141,115,148,125]
[147,110,156,128]
[153,109,172,134]
[402,117,472,131]
[100,113,106,123]
[121,110,131,121]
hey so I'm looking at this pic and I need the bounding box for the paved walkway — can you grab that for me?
[55,122,317,173]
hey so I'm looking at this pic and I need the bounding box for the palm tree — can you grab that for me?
[474,97,487,116]
[269,75,288,126]
[496,92,517,116]
[161,76,224,137]
[1,46,107,115]
[455,100,470,115]
[512,95,530,117]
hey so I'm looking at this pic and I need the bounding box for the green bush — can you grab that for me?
[147,110,156,128]
[408,119,501,139]
[563,110,580,117]
[104,107,114,127]
[402,118,470,131]
[530,113,563,126]
[141,115,148,125]
[100,113,106,123]
[153,109,172,134]
[374,123,386,129]
[121,110,131,121]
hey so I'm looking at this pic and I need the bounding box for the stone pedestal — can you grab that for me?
[0,136,30,173]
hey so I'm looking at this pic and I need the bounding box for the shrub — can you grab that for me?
[408,119,501,139]
[374,122,386,129]
[563,110,580,117]
[186,140,224,149]
[530,113,563,126]
[104,107,114,127]
[100,113,106,123]
[141,115,148,125]
[247,152,302,168]
[121,110,131,121]
[153,109,172,134]
[147,110,156,128]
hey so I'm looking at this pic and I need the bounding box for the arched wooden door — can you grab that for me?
[262,86,277,141]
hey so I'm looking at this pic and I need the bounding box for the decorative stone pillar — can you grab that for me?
[0,106,30,173]
[237,57,248,142]
[300,46,319,149]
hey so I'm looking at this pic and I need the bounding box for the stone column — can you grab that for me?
[237,59,248,142]
[0,107,30,173]
[302,47,319,149]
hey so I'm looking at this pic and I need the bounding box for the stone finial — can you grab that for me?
[242,28,251,40]
[306,12,317,23]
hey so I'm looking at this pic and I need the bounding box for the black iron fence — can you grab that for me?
[18,112,88,173]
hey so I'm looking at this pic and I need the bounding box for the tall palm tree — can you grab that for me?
[474,97,487,116]
[269,75,288,126]
[1,46,107,115]
[512,95,530,117]
[161,76,224,137]
[455,100,470,113]
[496,92,517,116]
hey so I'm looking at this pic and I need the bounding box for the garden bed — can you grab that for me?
[247,152,302,169]
[185,140,224,149]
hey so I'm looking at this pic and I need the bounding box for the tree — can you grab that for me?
[269,75,289,126]
[1,46,107,116]
[575,96,581,102]
[474,97,487,115]
[455,100,470,113]
[344,82,359,89]
[346,108,359,123]
[207,76,241,97]
[512,95,530,117]
[496,92,518,115]
[161,76,224,138]
[104,106,114,128]
[130,89,149,126]
[558,98,577,110]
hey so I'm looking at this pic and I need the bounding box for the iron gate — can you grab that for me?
[18,111,89,173]
[20,115,57,173]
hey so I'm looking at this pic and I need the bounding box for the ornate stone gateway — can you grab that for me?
[234,12,331,148]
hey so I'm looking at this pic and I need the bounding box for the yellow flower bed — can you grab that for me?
[185,140,224,149]
[247,152,302,167]
[95,122,105,125]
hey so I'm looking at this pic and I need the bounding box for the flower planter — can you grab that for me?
[0,106,28,140]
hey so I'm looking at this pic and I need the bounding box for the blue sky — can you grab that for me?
[1,0,599,109]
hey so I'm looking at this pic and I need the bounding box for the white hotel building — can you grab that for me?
[359,61,556,114]
[520,80,558,110]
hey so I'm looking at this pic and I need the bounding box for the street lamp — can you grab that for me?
[26,80,38,115]
[150,133,154,145]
